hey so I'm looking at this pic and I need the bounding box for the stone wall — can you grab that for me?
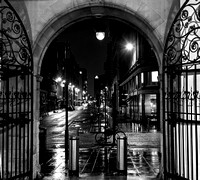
[10,0,180,46]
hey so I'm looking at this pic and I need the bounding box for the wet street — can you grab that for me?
[39,106,161,180]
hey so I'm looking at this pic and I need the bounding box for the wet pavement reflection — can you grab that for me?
[39,107,160,180]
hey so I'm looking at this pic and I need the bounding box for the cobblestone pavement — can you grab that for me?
[39,107,161,180]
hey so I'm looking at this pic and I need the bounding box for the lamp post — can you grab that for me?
[104,86,109,172]
[64,42,69,162]
[65,81,69,161]
[112,84,117,145]
[104,86,108,130]
[95,75,101,131]
[72,85,75,107]
[79,71,83,101]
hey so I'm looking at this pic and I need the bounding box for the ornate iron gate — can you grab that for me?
[163,0,200,179]
[0,0,33,179]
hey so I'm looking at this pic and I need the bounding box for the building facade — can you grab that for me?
[106,32,160,132]
[40,41,83,114]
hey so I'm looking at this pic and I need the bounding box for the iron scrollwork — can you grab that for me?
[0,1,33,178]
[164,0,200,67]
[0,0,32,70]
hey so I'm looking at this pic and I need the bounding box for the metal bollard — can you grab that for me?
[0,152,2,179]
[69,136,79,176]
[39,127,47,149]
[117,136,127,175]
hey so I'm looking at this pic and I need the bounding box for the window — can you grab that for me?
[145,94,157,116]
[151,71,158,82]
[141,72,144,84]
[135,75,138,88]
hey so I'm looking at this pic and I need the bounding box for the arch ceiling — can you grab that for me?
[33,5,163,75]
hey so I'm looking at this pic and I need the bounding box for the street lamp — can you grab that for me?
[55,76,62,83]
[124,41,136,66]
[96,32,105,41]
[61,80,66,87]
[125,42,134,51]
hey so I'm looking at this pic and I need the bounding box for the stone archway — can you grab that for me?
[33,5,163,73]
[32,4,164,177]
[33,4,164,118]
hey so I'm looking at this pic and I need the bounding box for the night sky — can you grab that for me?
[64,20,108,96]
[56,19,133,96]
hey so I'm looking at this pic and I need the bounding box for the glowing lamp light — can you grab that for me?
[55,77,62,82]
[96,32,105,41]
[61,80,66,87]
[75,88,80,93]
[125,42,134,51]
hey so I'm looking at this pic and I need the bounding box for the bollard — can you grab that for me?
[69,136,79,176]
[39,127,47,150]
[39,127,47,164]
[0,151,2,179]
[117,136,127,175]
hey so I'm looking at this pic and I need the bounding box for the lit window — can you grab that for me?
[152,71,158,82]
[141,73,144,83]
[136,76,138,85]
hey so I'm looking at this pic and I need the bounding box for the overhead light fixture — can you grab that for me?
[96,32,105,41]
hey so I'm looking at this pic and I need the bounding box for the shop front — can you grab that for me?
[120,70,160,132]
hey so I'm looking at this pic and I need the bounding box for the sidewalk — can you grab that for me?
[76,115,161,178]
[88,113,161,148]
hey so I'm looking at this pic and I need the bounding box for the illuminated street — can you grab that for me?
[39,105,160,180]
